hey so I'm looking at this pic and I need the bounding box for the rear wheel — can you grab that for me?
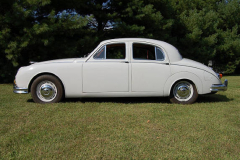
[170,81,198,104]
[31,75,63,103]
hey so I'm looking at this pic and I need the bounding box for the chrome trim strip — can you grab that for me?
[210,79,228,92]
[13,85,29,94]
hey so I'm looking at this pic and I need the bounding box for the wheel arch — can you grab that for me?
[170,79,195,95]
[164,72,203,96]
[28,72,65,96]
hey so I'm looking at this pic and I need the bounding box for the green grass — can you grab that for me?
[0,76,240,159]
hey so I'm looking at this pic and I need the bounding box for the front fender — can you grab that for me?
[15,62,83,98]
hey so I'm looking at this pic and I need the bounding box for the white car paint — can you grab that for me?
[14,38,227,103]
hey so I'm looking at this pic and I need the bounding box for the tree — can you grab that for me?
[165,0,240,72]
[0,0,90,82]
[1,0,240,83]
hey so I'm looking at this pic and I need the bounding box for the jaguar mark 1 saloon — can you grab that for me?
[13,38,228,104]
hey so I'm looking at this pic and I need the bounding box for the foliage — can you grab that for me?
[0,0,91,82]
[174,0,240,73]
[0,0,240,82]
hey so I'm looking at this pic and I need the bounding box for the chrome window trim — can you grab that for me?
[132,43,165,61]
[93,45,106,59]
[155,47,165,61]
[93,43,126,60]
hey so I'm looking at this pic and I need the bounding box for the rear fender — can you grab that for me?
[164,72,203,96]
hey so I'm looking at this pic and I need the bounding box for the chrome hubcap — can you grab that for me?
[173,81,193,101]
[177,85,190,98]
[40,85,54,98]
[37,81,57,102]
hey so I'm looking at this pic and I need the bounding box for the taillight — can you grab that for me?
[218,74,223,79]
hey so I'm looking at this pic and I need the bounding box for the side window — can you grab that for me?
[155,47,165,60]
[94,43,125,59]
[133,43,165,61]
[133,44,155,60]
[94,46,106,59]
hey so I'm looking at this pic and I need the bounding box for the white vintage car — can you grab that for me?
[14,38,228,104]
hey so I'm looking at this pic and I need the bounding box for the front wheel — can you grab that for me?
[170,81,198,104]
[31,75,63,103]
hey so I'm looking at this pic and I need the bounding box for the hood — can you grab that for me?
[172,58,217,75]
[31,58,86,65]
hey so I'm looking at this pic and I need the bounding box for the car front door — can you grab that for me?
[83,43,129,93]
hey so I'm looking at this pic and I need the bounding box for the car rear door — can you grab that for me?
[131,43,171,95]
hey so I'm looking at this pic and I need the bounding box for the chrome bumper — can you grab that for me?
[13,83,28,94]
[210,79,228,92]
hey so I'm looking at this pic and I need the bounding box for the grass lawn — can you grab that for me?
[0,76,240,159]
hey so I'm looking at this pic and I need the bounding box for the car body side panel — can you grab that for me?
[15,62,83,98]
[165,65,221,96]
[131,62,171,94]
[163,71,203,96]
[171,58,218,77]
[83,62,129,92]
[80,92,163,98]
